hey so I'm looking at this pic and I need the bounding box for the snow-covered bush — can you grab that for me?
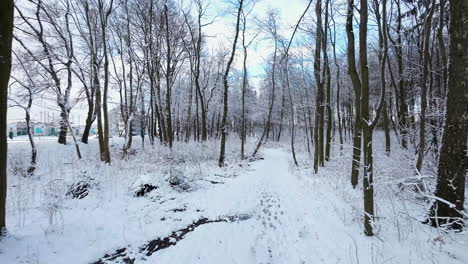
[129,174,159,197]
[8,152,30,178]
[66,170,98,199]
[168,165,191,192]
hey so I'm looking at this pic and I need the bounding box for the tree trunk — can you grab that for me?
[164,4,173,149]
[95,78,106,162]
[58,106,68,145]
[241,27,248,160]
[375,0,391,155]
[383,102,391,154]
[323,0,332,162]
[0,0,14,236]
[360,0,374,236]
[81,101,95,144]
[25,111,37,174]
[391,0,409,149]
[331,15,343,154]
[313,0,324,173]
[98,0,112,164]
[219,0,244,166]
[427,0,467,230]
[277,89,285,142]
[416,0,436,174]
[284,58,298,166]
[346,0,362,188]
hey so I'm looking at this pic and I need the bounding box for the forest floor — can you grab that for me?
[0,135,467,263]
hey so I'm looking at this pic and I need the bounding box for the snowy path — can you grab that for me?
[121,148,355,264]
[4,146,464,264]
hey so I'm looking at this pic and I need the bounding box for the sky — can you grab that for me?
[203,0,310,79]
[7,0,310,125]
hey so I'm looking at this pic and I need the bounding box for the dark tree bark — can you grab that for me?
[283,56,298,166]
[163,3,174,148]
[98,0,113,163]
[360,0,387,237]
[416,0,436,174]
[25,110,37,174]
[382,102,391,154]
[388,0,409,149]
[345,0,362,188]
[427,0,467,230]
[81,103,95,144]
[313,0,325,173]
[360,0,373,236]
[218,0,244,166]
[277,87,285,142]
[75,0,99,144]
[0,0,14,237]
[240,9,250,160]
[375,0,391,155]
[323,0,332,162]
[182,1,209,142]
[437,0,448,96]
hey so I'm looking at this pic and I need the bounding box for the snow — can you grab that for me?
[0,136,467,264]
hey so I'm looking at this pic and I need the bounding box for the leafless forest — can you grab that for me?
[0,0,467,263]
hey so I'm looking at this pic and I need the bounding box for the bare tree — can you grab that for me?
[427,0,467,230]
[70,0,100,144]
[218,0,244,166]
[345,0,362,188]
[96,0,113,163]
[252,9,279,158]
[415,0,436,174]
[182,0,215,142]
[15,0,82,159]
[8,52,47,174]
[313,0,325,173]
[161,0,187,148]
[0,0,14,238]
[239,3,258,160]
[330,2,343,154]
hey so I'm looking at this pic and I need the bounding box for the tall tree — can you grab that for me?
[96,0,113,163]
[252,10,279,157]
[0,0,14,237]
[415,0,436,174]
[361,0,386,236]
[345,0,362,188]
[313,0,325,173]
[374,0,390,155]
[330,3,343,154]
[359,0,373,236]
[387,0,408,149]
[70,0,99,144]
[427,0,467,229]
[182,0,212,142]
[218,0,244,166]
[323,0,332,162]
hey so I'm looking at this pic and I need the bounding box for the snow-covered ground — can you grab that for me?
[0,135,467,263]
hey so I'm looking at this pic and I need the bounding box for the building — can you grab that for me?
[8,121,58,137]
